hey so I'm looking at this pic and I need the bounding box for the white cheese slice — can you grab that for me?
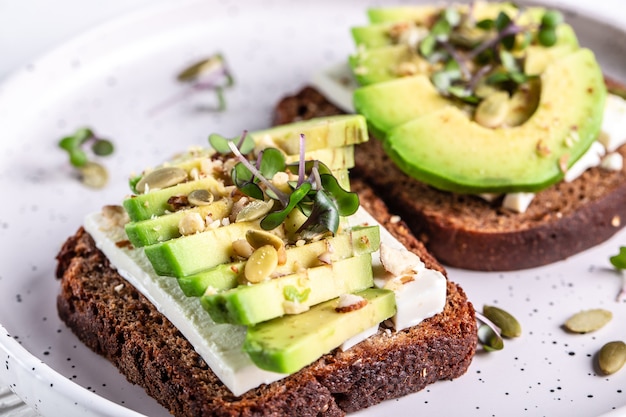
[84,213,286,397]
[564,141,606,182]
[599,93,626,152]
[86,205,445,395]
[601,152,624,171]
[373,244,447,331]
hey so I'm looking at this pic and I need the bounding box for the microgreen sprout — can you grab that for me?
[419,6,561,104]
[209,132,359,238]
[609,247,626,302]
[58,127,114,188]
[149,53,234,116]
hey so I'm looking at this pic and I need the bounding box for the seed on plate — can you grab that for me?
[483,305,522,338]
[188,189,214,206]
[245,245,279,283]
[79,161,108,189]
[598,341,626,375]
[135,167,187,193]
[564,308,612,334]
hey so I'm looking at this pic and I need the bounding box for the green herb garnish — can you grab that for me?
[58,127,114,189]
[284,285,311,303]
[149,53,234,115]
[209,132,359,238]
[419,6,561,104]
[610,247,626,302]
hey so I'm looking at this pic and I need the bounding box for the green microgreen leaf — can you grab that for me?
[419,34,437,57]
[69,148,88,167]
[319,174,359,216]
[494,11,512,32]
[209,132,255,155]
[261,182,312,230]
[499,50,519,72]
[610,247,626,270]
[431,18,452,38]
[58,127,113,175]
[447,86,480,104]
[258,148,286,179]
[296,189,340,237]
[476,18,495,30]
[443,7,461,27]
[92,139,114,156]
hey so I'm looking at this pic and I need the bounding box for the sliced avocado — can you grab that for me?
[243,288,396,374]
[285,145,355,172]
[384,48,606,193]
[123,177,226,222]
[144,221,260,277]
[171,225,380,296]
[366,2,519,24]
[202,253,374,325]
[349,44,430,86]
[125,198,232,247]
[353,75,449,139]
[249,115,368,155]
[178,261,244,297]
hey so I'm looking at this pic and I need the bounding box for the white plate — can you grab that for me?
[0,0,625,416]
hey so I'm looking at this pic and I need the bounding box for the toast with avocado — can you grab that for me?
[55,116,476,416]
[274,2,626,271]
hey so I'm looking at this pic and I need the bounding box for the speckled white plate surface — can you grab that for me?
[0,0,625,416]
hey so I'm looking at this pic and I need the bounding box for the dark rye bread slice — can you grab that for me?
[55,177,476,417]
[274,86,626,271]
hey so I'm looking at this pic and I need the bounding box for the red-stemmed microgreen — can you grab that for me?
[208,132,359,237]
[149,53,234,116]
[59,127,114,188]
[420,6,562,104]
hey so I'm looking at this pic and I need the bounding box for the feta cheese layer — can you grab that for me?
[85,205,447,395]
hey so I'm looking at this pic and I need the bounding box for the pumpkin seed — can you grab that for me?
[564,309,612,334]
[246,229,286,265]
[79,161,108,189]
[188,189,214,206]
[236,199,274,223]
[483,305,522,338]
[232,239,254,259]
[598,341,626,375]
[245,245,279,283]
[504,80,540,127]
[135,167,187,194]
[474,91,510,128]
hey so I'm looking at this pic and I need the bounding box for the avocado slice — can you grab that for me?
[349,44,430,86]
[202,253,374,326]
[354,75,450,139]
[144,221,260,277]
[285,145,355,171]
[123,177,227,222]
[366,2,519,24]
[249,114,368,155]
[384,48,606,193]
[243,288,396,374]
[124,198,233,247]
[163,225,380,290]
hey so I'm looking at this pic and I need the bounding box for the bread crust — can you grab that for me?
[56,178,476,417]
[274,86,626,271]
